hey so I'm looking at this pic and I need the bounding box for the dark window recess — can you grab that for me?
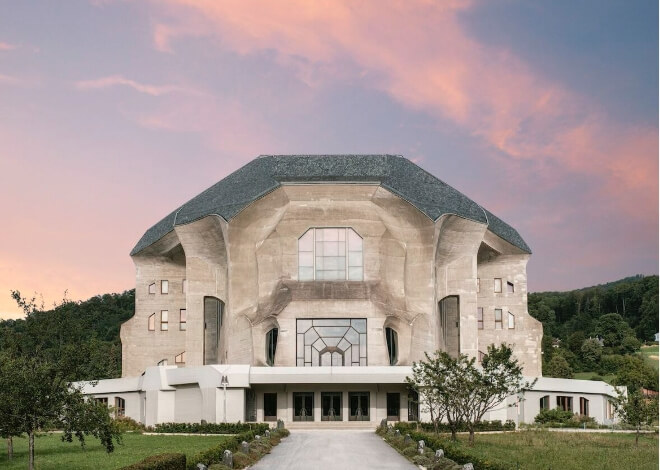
[557,396,573,412]
[266,328,278,366]
[540,395,550,410]
[580,397,589,416]
[386,393,400,421]
[385,327,398,365]
[114,397,125,417]
[264,393,277,422]
[244,389,256,422]
[408,390,419,422]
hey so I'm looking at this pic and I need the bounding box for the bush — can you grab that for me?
[120,453,186,470]
[397,420,515,433]
[152,422,269,435]
[412,454,433,467]
[232,451,254,468]
[208,465,231,470]
[402,445,418,457]
[534,408,574,424]
[115,416,146,433]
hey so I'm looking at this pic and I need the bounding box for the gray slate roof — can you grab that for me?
[131,155,530,255]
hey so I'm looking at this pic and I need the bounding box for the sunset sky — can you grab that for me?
[0,1,657,319]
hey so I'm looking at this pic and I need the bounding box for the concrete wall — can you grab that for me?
[122,183,542,376]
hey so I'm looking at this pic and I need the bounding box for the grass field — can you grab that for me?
[573,372,616,383]
[640,344,659,371]
[0,433,231,470]
[449,431,658,470]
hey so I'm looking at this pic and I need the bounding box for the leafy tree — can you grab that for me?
[593,313,635,349]
[0,352,121,470]
[615,356,659,391]
[544,354,573,378]
[461,344,534,444]
[567,331,586,355]
[406,351,467,440]
[580,338,603,370]
[613,387,659,446]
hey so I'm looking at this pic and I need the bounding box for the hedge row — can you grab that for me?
[396,419,516,433]
[120,453,186,470]
[151,422,269,435]
[390,426,514,470]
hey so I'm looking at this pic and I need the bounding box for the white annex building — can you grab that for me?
[81,155,619,426]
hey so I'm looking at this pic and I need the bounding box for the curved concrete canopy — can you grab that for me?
[131,155,531,255]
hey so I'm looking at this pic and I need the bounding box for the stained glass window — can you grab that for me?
[296,318,367,366]
[298,228,363,281]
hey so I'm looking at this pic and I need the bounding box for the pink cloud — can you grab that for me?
[0,42,16,51]
[140,0,656,223]
[75,74,202,96]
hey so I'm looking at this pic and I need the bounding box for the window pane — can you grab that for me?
[148,283,156,294]
[299,230,314,251]
[161,310,168,322]
[180,309,186,322]
[348,267,363,281]
[148,314,155,331]
[495,309,502,321]
[161,280,169,294]
[348,229,362,250]
[507,281,514,293]
[508,312,515,329]
[494,278,502,293]
[348,251,362,267]
[299,266,314,281]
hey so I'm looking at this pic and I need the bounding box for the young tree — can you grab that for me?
[612,387,658,446]
[462,344,535,445]
[580,338,603,370]
[544,354,573,378]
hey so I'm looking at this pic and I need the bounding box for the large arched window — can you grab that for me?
[385,327,398,365]
[298,228,363,281]
[266,328,278,366]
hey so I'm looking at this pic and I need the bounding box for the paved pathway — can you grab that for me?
[250,430,417,470]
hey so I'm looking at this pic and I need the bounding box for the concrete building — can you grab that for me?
[80,155,619,426]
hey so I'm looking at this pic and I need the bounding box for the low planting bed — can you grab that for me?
[150,422,269,435]
[380,423,659,470]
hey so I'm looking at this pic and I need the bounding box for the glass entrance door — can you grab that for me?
[293,392,314,421]
[348,392,370,421]
[321,392,342,421]
[386,392,400,421]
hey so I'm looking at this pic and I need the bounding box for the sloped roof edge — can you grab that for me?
[130,155,531,255]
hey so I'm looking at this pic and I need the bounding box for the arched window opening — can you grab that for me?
[266,328,278,366]
[298,227,363,281]
[385,327,398,365]
[204,297,224,365]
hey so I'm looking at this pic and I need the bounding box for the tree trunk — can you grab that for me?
[635,427,639,446]
[468,429,475,446]
[450,429,457,441]
[28,432,35,470]
[7,436,13,459]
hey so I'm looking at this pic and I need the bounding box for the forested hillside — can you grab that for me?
[529,274,658,389]
[0,290,134,381]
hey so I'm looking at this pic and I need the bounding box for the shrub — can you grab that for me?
[402,445,418,457]
[412,454,433,467]
[152,422,269,435]
[396,420,514,434]
[208,465,231,470]
[115,416,146,433]
[120,453,186,470]
[232,451,254,468]
[534,408,574,424]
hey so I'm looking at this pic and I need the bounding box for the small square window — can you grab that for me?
[507,281,514,293]
[180,309,187,331]
[495,309,503,330]
[494,278,502,293]
[175,352,186,364]
[161,280,169,294]
[148,283,156,295]
[161,310,168,331]
[148,313,155,331]
[477,307,484,330]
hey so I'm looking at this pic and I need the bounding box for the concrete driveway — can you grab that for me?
[250,430,417,470]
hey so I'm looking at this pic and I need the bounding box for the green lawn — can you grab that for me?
[450,431,658,470]
[640,345,659,371]
[0,433,231,470]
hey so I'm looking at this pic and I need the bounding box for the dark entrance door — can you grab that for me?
[348,392,369,421]
[386,392,400,421]
[264,393,277,422]
[293,392,314,421]
[321,392,342,421]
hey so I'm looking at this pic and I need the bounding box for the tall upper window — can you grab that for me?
[179,309,187,331]
[507,281,514,293]
[298,228,363,281]
[148,313,155,331]
[495,309,503,330]
[508,311,515,329]
[494,278,502,293]
[266,328,278,366]
[385,327,398,365]
[160,310,168,331]
[161,280,169,294]
[477,307,484,330]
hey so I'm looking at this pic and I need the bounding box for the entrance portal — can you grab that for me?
[321,392,342,421]
[348,392,370,421]
[264,393,277,422]
[386,392,400,421]
[293,392,314,421]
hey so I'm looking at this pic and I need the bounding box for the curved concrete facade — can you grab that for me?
[122,166,542,378]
